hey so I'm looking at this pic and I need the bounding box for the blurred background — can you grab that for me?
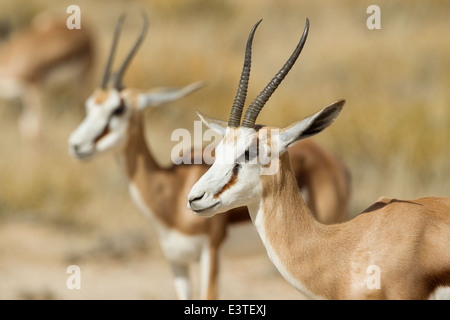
[0,0,449,299]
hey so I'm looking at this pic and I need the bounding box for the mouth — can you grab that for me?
[191,201,220,216]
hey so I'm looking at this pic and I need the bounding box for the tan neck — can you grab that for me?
[122,111,161,180]
[116,111,170,225]
[249,152,347,299]
[116,111,204,232]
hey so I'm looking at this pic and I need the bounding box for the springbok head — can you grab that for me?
[68,13,203,160]
[187,18,344,217]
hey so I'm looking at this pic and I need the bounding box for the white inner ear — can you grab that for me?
[196,111,227,136]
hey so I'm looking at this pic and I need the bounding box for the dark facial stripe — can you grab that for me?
[213,164,240,199]
[93,98,126,144]
[94,124,110,143]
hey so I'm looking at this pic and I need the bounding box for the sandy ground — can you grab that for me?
[0,218,303,300]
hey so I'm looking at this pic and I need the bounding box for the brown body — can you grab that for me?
[259,151,450,299]
[124,111,243,299]
[0,16,93,140]
[0,19,92,84]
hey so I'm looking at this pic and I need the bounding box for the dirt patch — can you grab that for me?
[0,219,303,300]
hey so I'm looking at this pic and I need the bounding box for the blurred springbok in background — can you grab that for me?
[0,13,93,142]
[188,18,450,300]
[68,13,351,299]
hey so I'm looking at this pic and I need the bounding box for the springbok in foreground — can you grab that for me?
[187,18,450,299]
[0,14,93,141]
[68,14,351,299]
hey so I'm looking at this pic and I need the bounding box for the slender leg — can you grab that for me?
[200,241,219,300]
[170,261,191,300]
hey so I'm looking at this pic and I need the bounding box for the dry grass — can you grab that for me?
[0,0,449,299]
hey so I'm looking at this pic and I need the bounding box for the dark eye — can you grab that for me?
[244,149,250,161]
[112,103,126,116]
[237,148,257,164]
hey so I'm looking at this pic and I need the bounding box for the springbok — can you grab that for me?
[68,14,351,299]
[0,14,93,141]
[187,18,450,299]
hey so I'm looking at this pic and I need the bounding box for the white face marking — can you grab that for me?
[187,127,264,217]
[68,89,130,160]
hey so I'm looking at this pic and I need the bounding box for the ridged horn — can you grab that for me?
[241,18,309,128]
[100,14,126,89]
[228,19,262,127]
[113,12,149,89]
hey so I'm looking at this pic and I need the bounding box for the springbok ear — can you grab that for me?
[196,111,227,136]
[279,100,345,153]
[137,81,205,110]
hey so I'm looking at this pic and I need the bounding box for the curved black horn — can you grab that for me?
[113,12,149,89]
[241,18,309,128]
[228,19,262,128]
[101,14,126,89]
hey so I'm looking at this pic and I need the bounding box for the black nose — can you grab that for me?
[72,144,79,153]
[189,192,205,204]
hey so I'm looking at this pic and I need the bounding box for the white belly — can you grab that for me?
[155,222,207,264]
